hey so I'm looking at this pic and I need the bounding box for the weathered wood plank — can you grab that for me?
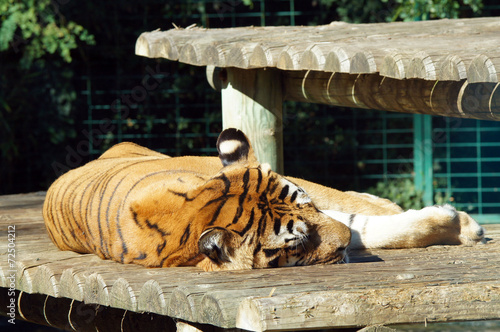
[137,17,500,83]
[138,279,168,315]
[236,282,500,331]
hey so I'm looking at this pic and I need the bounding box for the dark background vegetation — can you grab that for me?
[1,0,498,200]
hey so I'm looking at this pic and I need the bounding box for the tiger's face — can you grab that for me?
[193,129,351,271]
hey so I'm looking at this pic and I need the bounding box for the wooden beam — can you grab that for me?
[218,67,284,174]
[283,71,500,121]
[236,283,500,331]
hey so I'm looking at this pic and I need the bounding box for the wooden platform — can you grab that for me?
[1,192,499,331]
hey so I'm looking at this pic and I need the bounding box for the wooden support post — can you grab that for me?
[218,67,284,174]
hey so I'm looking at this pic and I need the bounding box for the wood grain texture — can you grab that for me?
[136,17,500,83]
[283,71,500,120]
[1,192,499,331]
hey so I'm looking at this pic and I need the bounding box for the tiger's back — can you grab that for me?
[43,147,213,265]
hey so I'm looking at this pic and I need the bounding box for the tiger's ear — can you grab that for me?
[198,227,238,264]
[217,128,258,166]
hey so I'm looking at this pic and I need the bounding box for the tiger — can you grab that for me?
[43,128,485,271]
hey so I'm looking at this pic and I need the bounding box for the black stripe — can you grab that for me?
[256,213,266,237]
[278,185,289,201]
[286,219,294,234]
[208,200,226,226]
[57,182,78,245]
[290,191,298,203]
[268,256,280,268]
[268,179,280,196]
[231,169,250,225]
[234,208,255,236]
[256,168,263,192]
[180,224,191,246]
[104,176,127,250]
[253,242,262,256]
[246,233,255,245]
[134,252,147,260]
[349,214,355,227]
[78,176,102,243]
[273,218,281,235]
[219,148,244,167]
[215,173,232,196]
[361,216,368,239]
[118,226,128,263]
[145,218,171,237]
[168,189,189,199]
[243,168,250,184]
[157,240,167,255]
[131,210,142,229]
[131,209,171,238]
[263,248,280,257]
[203,194,231,210]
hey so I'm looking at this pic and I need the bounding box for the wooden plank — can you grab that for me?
[237,282,500,331]
[136,17,500,83]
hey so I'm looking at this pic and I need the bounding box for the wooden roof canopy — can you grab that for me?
[136,17,500,121]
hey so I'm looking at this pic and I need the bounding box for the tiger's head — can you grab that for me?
[192,128,351,271]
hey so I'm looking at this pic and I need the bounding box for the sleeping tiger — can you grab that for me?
[43,128,485,271]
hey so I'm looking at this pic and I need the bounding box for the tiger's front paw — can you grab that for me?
[455,208,486,246]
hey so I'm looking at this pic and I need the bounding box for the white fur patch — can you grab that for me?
[260,163,272,174]
[218,139,242,155]
[272,219,309,246]
[280,178,311,204]
[322,205,458,249]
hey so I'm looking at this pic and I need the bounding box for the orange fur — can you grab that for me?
[43,139,351,271]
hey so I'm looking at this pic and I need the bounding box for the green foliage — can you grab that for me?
[0,0,95,69]
[317,0,390,23]
[0,0,94,193]
[383,0,483,21]
[318,0,483,23]
[367,178,425,210]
